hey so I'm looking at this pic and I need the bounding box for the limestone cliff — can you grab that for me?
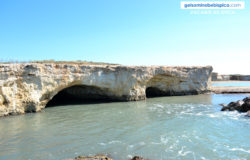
[0,62,212,116]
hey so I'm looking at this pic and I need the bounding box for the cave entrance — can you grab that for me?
[146,87,172,98]
[145,74,175,98]
[46,85,113,107]
[146,87,199,98]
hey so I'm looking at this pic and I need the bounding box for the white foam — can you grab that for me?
[127,155,133,159]
[151,142,161,145]
[166,111,171,114]
[155,104,164,109]
[98,142,106,146]
[207,114,217,118]
[181,134,188,138]
[195,112,203,116]
[108,140,121,144]
[230,148,250,153]
[139,142,146,145]
[128,144,134,148]
[160,135,168,145]
[178,147,192,156]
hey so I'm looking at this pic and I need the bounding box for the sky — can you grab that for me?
[0,0,250,74]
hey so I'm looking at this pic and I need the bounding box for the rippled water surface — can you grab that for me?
[1,94,250,160]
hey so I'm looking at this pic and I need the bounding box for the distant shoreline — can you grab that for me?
[212,81,250,83]
[211,81,250,94]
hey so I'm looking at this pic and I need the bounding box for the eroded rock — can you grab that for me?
[246,111,250,117]
[71,155,149,160]
[0,62,212,116]
[131,156,149,160]
[221,96,250,112]
[74,155,112,160]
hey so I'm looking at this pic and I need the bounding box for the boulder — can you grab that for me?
[236,100,244,106]
[220,97,250,113]
[241,101,250,112]
[219,103,227,107]
[221,106,229,111]
[243,96,250,103]
[74,155,112,160]
[246,111,250,117]
[71,155,151,160]
[131,156,149,160]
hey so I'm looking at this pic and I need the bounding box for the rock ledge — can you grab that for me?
[0,62,212,116]
[220,96,250,113]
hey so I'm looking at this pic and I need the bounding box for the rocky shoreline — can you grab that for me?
[211,86,250,94]
[70,155,148,160]
[0,62,212,116]
[220,96,250,116]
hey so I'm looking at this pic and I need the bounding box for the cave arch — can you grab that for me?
[145,74,194,98]
[146,87,173,98]
[45,85,115,107]
[145,74,176,98]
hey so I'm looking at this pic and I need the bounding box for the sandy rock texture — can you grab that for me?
[70,155,148,160]
[0,62,212,116]
[73,155,112,160]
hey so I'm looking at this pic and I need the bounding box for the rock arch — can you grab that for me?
[45,84,117,107]
[0,63,212,116]
[145,73,199,98]
[38,79,122,110]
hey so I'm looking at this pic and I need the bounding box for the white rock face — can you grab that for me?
[0,63,212,116]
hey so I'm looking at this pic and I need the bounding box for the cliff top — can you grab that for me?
[0,60,212,69]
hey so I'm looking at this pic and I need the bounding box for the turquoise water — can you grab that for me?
[212,82,250,87]
[0,94,250,160]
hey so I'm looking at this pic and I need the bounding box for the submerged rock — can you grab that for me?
[219,103,227,107]
[220,96,250,112]
[243,96,250,102]
[131,156,149,160]
[71,155,150,160]
[74,155,112,160]
[246,111,250,117]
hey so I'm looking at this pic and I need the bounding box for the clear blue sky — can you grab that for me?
[0,0,249,74]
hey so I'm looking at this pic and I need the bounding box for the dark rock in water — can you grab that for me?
[219,103,227,107]
[236,100,244,106]
[241,101,250,112]
[74,155,112,160]
[221,106,235,111]
[228,102,236,107]
[220,97,250,113]
[235,100,244,110]
[72,155,149,160]
[131,156,149,160]
[246,111,250,117]
[229,107,236,111]
[243,96,250,103]
[221,107,228,111]
[221,106,229,111]
[220,103,230,111]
